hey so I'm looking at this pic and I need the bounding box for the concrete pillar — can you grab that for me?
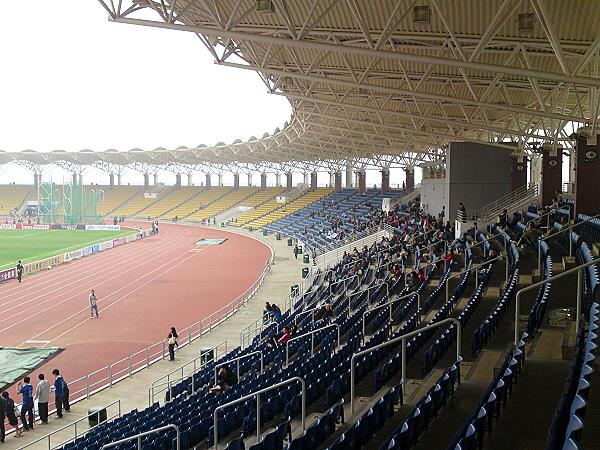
[310,172,317,189]
[218,173,223,186]
[109,173,115,187]
[34,173,39,188]
[117,173,122,186]
[175,174,181,187]
[276,173,281,187]
[541,146,563,207]
[72,173,78,186]
[357,169,366,194]
[405,168,415,193]
[511,155,528,191]
[205,173,211,187]
[261,173,267,189]
[381,167,390,192]
[346,162,353,187]
[304,172,310,185]
[334,171,342,192]
[247,173,252,187]
[153,173,158,187]
[233,173,240,189]
[568,151,576,194]
[187,173,192,186]
[575,132,600,216]
[144,173,149,189]
[286,172,293,189]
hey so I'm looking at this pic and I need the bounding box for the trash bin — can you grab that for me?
[276,232,281,240]
[287,238,293,246]
[302,267,309,278]
[291,284,299,296]
[262,229,268,236]
[200,347,215,366]
[303,254,310,264]
[88,406,107,427]
[297,246,303,253]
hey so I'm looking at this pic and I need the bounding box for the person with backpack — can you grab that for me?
[167,327,178,361]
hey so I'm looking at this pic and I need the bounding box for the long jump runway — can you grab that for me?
[0,222,271,396]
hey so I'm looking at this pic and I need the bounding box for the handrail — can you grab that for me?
[330,273,359,294]
[350,317,461,413]
[294,306,319,325]
[362,292,421,336]
[239,315,279,349]
[462,183,538,221]
[285,323,340,366]
[214,351,263,383]
[444,255,502,301]
[541,212,600,258]
[148,342,227,406]
[17,400,121,450]
[347,281,390,317]
[101,424,180,450]
[514,257,600,344]
[213,377,306,449]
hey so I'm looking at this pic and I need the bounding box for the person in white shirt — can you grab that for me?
[35,374,50,424]
[89,290,99,318]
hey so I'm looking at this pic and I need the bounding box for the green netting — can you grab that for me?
[0,347,61,390]
[38,182,102,225]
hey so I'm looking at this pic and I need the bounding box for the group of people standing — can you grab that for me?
[0,369,69,441]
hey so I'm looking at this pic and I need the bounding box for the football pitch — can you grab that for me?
[0,229,136,270]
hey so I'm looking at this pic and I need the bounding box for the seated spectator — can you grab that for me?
[210,366,238,393]
[276,326,292,345]
[517,221,540,250]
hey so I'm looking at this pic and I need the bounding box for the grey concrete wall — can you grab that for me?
[447,142,512,221]
[420,178,448,219]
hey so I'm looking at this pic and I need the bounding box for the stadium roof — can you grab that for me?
[4,0,600,173]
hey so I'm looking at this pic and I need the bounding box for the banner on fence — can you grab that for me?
[51,224,81,230]
[64,249,84,262]
[85,224,121,231]
[24,255,64,275]
[100,240,114,251]
[112,237,126,247]
[0,268,16,282]
[18,224,50,230]
[0,224,16,229]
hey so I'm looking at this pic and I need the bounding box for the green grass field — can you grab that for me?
[0,229,136,270]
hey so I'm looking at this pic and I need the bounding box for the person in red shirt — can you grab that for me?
[277,326,292,345]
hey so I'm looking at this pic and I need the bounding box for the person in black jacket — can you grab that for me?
[0,390,5,442]
[1,391,19,438]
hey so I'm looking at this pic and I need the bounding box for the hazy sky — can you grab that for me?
[0,0,297,185]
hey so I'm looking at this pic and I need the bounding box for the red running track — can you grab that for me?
[0,222,271,395]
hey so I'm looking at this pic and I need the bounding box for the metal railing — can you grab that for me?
[285,323,340,366]
[462,183,538,222]
[541,212,600,260]
[350,317,462,413]
[213,377,306,450]
[239,314,279,349]
[214,351,264,383]
[148,342,228,405]
[514,258,600,344]
[101,424,179,450]
[313,228,391,269]
[362,292,421,336]
[347,281,390,318]
[18,400,121,450]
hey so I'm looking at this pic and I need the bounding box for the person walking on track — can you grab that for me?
[16,260,23,283]
[89,289,99,318]
[167,327,178,361]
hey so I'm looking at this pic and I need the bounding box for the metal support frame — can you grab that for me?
[350,317,461,414]
[541,212,600,260]
[514,258,600,344]
[214,351,264,384]
[285,323,340,366]
[101,424,179,450]
[348,282,390,318]
[330,273,359,294]
[362,292,421,336]
[213,377,306,450]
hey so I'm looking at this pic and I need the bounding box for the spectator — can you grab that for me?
[35,374,50,424]
[263,302,272,324]
[167,327,178,361]
[276,326,292,345]
[1,391,19,438]
[51,369,69,418]
[271,304,282,322]
[210,366,238,393]
[16,377,34,432]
